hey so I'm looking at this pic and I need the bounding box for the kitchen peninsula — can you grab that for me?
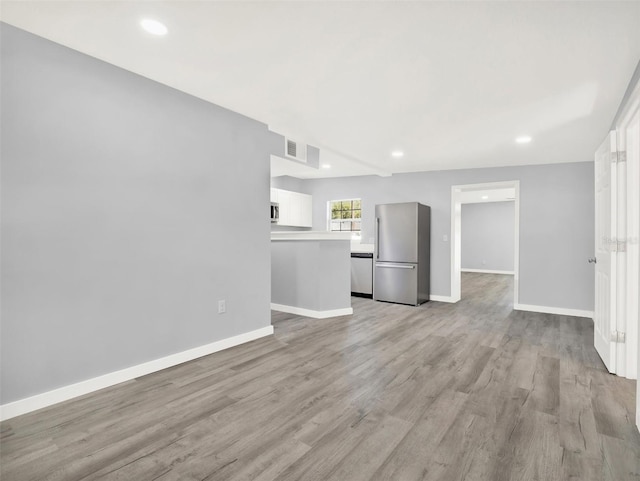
[271,231,352,318]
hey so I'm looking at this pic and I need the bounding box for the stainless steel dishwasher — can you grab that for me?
[351,252,373,298]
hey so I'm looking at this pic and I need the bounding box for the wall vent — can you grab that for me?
[285,138,307,162]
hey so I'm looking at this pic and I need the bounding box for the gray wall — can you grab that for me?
[304,162,594,311]
[271,240,351,311]
[271,175,310,193]
[461,202,515,272]
[0,24,275,404]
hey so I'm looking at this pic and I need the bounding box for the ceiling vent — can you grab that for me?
[285,138,307,163]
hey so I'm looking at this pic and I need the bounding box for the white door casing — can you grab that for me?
[614,69,640,431]
[450,180,520,304]
[594,131,618,373]
[619,104,640,380]
[616,135,628,378]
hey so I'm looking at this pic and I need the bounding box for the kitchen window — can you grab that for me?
[328,199,361,235]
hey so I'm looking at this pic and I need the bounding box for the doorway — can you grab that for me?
[450,181,520,304]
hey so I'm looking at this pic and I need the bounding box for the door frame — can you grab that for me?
[450,180,520,303]
[613,78,640,380]
[594,132,618,374]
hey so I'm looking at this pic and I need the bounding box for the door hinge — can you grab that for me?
[610,331,626,343]
[612,150,627,164]
[611,239,627,252]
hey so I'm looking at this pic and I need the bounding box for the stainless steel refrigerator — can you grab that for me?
[374,202,430,306]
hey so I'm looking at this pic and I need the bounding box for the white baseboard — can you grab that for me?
[429,295,458,303]
[271,303,353,319]
[0,325,274,422]
[514,303,594,319]
[461,268,515,275]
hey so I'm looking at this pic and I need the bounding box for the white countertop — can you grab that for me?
[271,231,352,241]
[350,242,375,253]
[270,232,376,251]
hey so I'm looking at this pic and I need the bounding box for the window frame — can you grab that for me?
[327,198,362,238]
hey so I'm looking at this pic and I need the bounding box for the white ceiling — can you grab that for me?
[2,1,640,179]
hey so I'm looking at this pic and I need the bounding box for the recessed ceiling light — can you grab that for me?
[391,151,404,158]
[321,164,331,169]
[515,136,532,144]
[140,18,168,36]
[481,195,489,200]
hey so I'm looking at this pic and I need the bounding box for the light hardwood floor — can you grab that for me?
[1,273,639,480]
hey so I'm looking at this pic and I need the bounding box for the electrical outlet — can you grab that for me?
[218,300,226,314]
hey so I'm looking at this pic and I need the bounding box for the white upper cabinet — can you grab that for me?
[271,188,312,227]
[299,193,312,227]
[277,189,292,226]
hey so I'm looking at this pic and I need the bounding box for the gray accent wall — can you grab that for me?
[0,24,275,404]
[271,175,310,193]
[462,202,515,272]
[305,162,594,311]
[271,240,351,311]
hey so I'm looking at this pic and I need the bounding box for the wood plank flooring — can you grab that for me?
[1,273,639,480]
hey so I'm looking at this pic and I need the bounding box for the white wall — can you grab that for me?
[0,24,275,405]
[304,162,594,311]
[461,201,515,272]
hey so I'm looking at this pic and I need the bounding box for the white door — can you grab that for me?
[621,106,640,379]
[594,132,618,373]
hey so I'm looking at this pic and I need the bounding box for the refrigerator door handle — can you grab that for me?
[376,217,380,259]
[375,263,415,269]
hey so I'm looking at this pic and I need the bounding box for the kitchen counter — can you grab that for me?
[271,232,352,319]
[271,231,352,241]
[350,242,375,254]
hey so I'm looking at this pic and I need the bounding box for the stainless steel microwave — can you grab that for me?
[270,202,279,223]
